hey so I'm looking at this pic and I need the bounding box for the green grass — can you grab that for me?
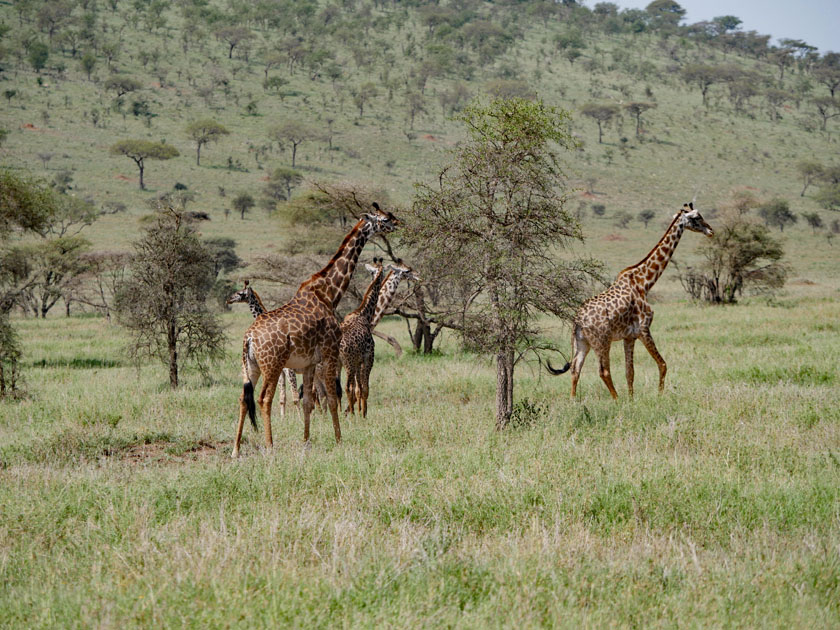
[1,300,839,627]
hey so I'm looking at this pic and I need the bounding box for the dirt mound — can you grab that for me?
[119,439,230,464]
[603,233,625,241]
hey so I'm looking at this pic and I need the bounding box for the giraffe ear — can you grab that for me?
[371,202,380,211]
[688,202,694,210]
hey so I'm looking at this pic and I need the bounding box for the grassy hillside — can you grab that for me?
[1,0,838,280]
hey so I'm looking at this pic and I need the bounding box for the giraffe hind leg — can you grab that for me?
[624,338,635,398]
[570,328,590,399]
[595,345,618,400]
[639,330,667,392]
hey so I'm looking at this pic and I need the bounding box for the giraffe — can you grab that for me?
[232,204,399,457]
[308,258,417,411]
[340,257,385,417]
[547,203,714,399]
[226,280,299,417]
[369,258,419,329]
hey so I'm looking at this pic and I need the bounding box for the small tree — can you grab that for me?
[677,212,787,304]
[796,160,824,196]
[814,184,840,211]
[80,52,97,80]
[757,198,797,232]
[28,42,49,73]
[403,98,601,429]
[115,209,225,389]
[802,211,824,234]
[580,103,620,143]
[638,209,656,228]
[613,210,633,228]
[624,102,656,136]
[110,140,179,190]
[104,76,142,99]
[232,193,255,220]
[268,122,317,168]
[263,166,303,205]
[185,119,230,166]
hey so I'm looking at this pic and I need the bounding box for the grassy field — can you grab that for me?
[1,294,839,627]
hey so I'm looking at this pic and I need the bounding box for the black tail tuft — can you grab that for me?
[546,360,571,376]
[335,376,342,402]
[298,383,304,400]
[243,381,256,429]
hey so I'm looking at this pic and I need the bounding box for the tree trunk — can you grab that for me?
[196,143,201,166]
[138,160,145,190]
[373,329,402,358]
[168,319,178,388]
[495,349,514,430]
[291,142,297,167]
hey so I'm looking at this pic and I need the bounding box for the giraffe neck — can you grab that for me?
[370,271,402,328]
[623,215,685,293]
[354,267,385,324]
[247,289,266,318]
[297,219,372,308]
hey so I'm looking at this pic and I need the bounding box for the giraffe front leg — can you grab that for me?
[322,356,342,443]
[278,369,287,417]
[288,369,300,408]
[639,330,667,393]
[258,369,281,449]
[624,338,635,398]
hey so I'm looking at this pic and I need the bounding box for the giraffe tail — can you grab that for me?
[243,381,257,429]
[335,376,342,403]
[546,360,571,376]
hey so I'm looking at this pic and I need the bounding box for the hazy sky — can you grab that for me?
[604,0,839,53]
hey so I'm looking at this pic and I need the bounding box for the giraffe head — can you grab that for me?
[226,280,253,305]
[364,257,385,275]
[386,258,420,282]
[676,202,714,237]
[362,202,400,235]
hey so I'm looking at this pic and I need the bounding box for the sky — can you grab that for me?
[603,0,840,54]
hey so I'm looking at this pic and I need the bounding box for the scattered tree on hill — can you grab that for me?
[404,98,601,429]
[263,166,303,204]
[613,210,633,228]
[638,209,656,227]
[757,198,797,232]
[269,121,318,168]
[232,193,255,220]
[185,119,230,166]
[215,26,253,60]
[580,103,620,144]
[104,76,142,99]
[28,42,49,73]
[80,52,96,80]
[624,102,656,136]
[115,208,225,389]
[802,211,824,234]
[677,212,787,304]
[814,184,840,211]
[109,140,179,190]
[681,64,721,107]
[796,160,824,196]
[828,219,840,245]
[645,0,685,29]
[812,96,840,132]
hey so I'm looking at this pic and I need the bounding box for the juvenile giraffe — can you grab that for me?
[226,280,299,417]
[309,259,418,410]
[548,203,714,399]
[340,258,385,417]
[232,204,399,457]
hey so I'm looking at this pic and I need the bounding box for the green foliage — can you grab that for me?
[814,184,840,211]
[114,209,224,388]
[185,118,230,166]
[757,198,797,232]
[678,211,787,303]
[109,140,179,189]
[27,41,48,73]
[0,169,56,236]
[231,192,254,220]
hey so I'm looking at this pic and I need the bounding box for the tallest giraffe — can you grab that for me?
[232,203,399,457]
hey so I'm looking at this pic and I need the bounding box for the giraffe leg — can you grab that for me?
[624,338,635,398]
[258,368,281,449]
[639,330,667,393]
[300,366,316,443]
[595,345,618,400]
[343,363,358,417]
[322,355,342,442]
[288,369,300,409]
[570,328,590,399]
[278,369,287,418]
[233,357,261,458]
[359,350,374,418]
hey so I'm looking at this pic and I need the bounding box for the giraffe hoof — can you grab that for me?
[231,449,240,459]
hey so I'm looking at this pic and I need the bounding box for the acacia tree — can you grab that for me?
[269,121,318,167]
[580,102,620,143]
[115,208,225,389]
[185,119,230,166]
[796,160,824,196]
[403,98,600,429]
[677,212,787,304]
[110,140,179,189]
[624,102,656,136]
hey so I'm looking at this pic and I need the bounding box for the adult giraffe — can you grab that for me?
[548,203,714,399]
[232,204,399,457]
[226,280,299,417]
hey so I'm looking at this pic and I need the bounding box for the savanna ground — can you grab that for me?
[1,278,839,627]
